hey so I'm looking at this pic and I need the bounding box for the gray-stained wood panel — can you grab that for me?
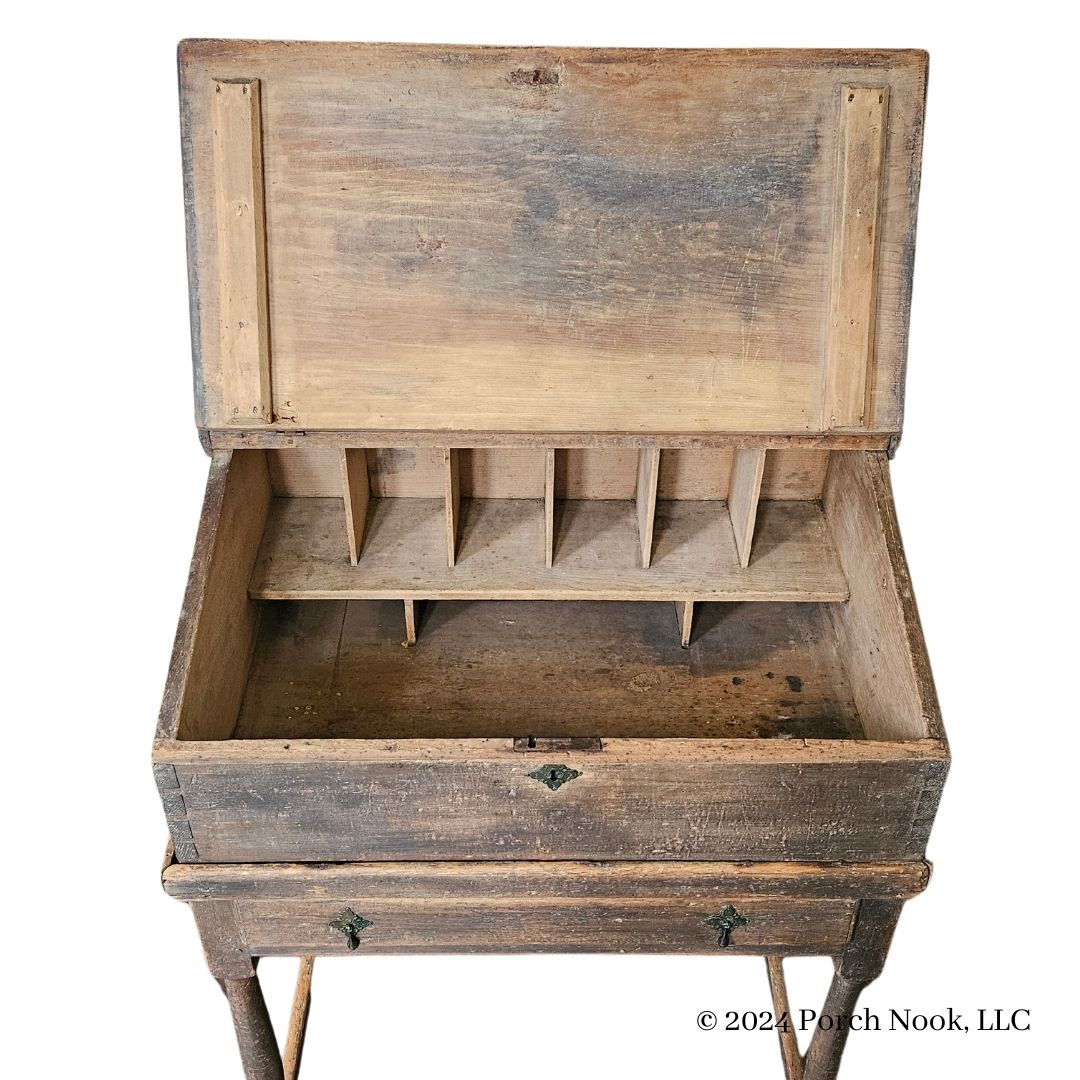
[165,750,944,863]
[180,43,927,434]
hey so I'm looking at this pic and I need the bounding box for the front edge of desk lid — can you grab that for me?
[178,41,927,438]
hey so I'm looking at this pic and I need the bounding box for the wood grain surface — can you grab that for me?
[249,496,848,601]
[165,750,943,863]
[162,858,933,902]
[233,599,862,740]
[180,43,927,434]
[265,445,832,499]
[231,896,856,956]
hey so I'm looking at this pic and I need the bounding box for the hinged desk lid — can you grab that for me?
[180,42,926,437]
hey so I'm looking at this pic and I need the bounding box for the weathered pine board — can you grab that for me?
[162,858,933,902]
[824,87,890,429]
[163,751,945,863]
[249,496,848,601]
[339,448,370,564]
[211,429,891,451]
[728,447,767,566]
[180,43,926,434]
[233,599,862,740]
[157,450,270,743]
[231,896,857,956]
[267,445,832,500]
[211,78,272,425]
[823,451,944,742]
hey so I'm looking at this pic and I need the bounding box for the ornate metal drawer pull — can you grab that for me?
[330,908,373,950]
[705,905,749,948]
[527,763,582,790]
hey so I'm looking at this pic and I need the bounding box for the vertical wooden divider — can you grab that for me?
[212,78,273,425]
[403,600,418,646]
[676,601,694,649]
[444,449,461,568]
[339,449,370,565]
[635,448,661,569]
[544,449,557,567]
[822,85,890,429]
[728,449,767,568]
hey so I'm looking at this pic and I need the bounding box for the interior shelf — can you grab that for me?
[250,495,848,602]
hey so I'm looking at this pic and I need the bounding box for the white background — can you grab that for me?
[5,2,1076,1076]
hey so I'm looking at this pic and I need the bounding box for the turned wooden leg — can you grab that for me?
[801,972,867,1080]
[223,973,284,1080]
[801,899,903,1080]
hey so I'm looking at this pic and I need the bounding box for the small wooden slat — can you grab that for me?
[728,448,767,567]
[282,957,314,1080]
[765,957,805,1080]
[823,86,890,430]
[212,78,272,425]
[676,601,694,648]
[444,449,461,567]
[164,859,932,902]
[403,599,418,646]
[209,430,895,452]
[635,448,661,568]
[339,449,370,565]
[544,448,557,567]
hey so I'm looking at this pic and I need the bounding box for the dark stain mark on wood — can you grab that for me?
[509,68,560,86]
[519,186,561,242]
[369,448,418,477]
[322,96,822,319]
[786,675,803,692]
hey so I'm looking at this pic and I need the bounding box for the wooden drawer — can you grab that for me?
[164,861,931,964]
[239,896,854,956]
[154,447,947,865]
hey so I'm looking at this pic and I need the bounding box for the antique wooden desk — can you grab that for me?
[155,41,946,1079]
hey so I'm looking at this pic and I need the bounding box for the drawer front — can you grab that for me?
[234,896,856,956]
[168,754,946,864]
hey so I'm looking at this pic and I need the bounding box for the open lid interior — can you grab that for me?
[180,42,926,438]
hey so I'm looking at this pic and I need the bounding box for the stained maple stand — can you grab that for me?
[213,939,895,1080]
[168,844,919,1080]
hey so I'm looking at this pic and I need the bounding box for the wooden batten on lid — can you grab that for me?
[180,43,926,443]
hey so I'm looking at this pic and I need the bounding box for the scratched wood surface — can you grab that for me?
[265,446,831,499]
[233,599,862,740]
[165,751,943,863]
[230,895,857,956]
[153,447,946,865]
[162,858,933,902]
[249,497,848,601]
[180,43,926,434]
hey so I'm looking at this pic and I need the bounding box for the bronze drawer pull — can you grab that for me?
[527,763,582,790]
[705,906,750,948]
[329,908,373,950]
